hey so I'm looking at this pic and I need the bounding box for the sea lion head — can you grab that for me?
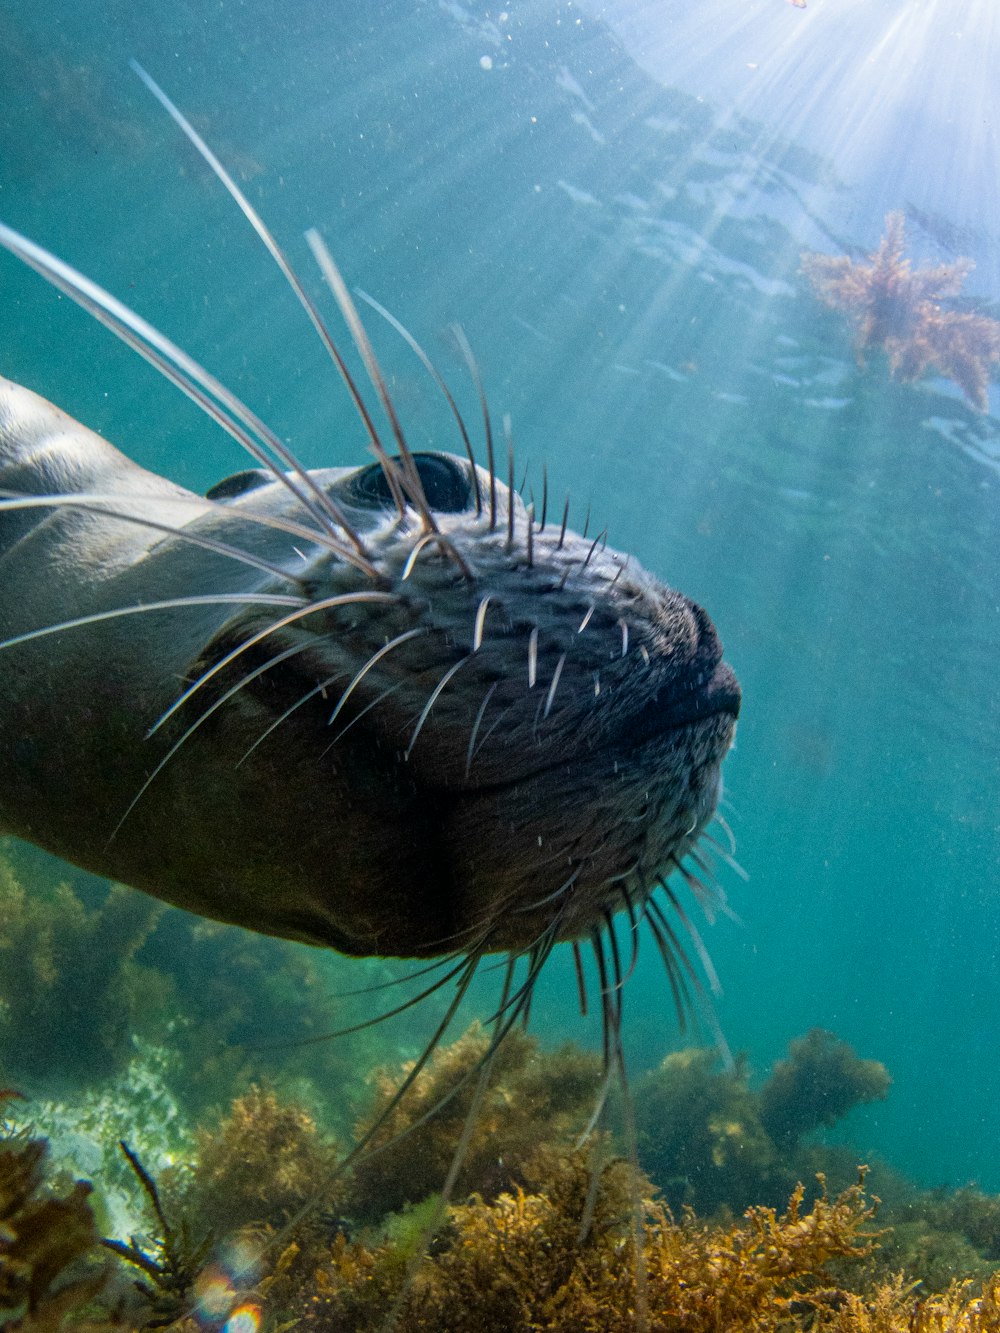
[185,447,740,960]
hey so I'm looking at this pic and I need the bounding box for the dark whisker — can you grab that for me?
[581,528,606,571]
[329,952,463,1000]
[326,627,428,731]
[602,910,626,995]
[526,501,535,569]
[542,652,566,720]
[449,323,497,531]
[405,654,474,759]
[572,939,588,1017]
[582,503,591,540]
[558,495,570,550]
[590,929,613,1070]
[505,415,515,550]
[618,887,643,985]
[539,465,548,531]
[354,287,482,517]
[130,62,381,556]
[657,879,721,994]
[306,230,429,526]
[464,680,499,778]
[642,901,691,1032]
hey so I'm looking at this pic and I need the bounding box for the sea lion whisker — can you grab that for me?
[326,626,428,730]
[709,811,739,856]
[326,680,403,749]
[305,229,436,530]
[354,287,483,517]
[581,528,606,571]
[329,952,463,999]
[601,910,627,996]
[655,880,722,994]
[670,856,723,918]
[582,503,592,540]
[618,887,643,985]
[0,592,305,654]
[526,501,534,569]
[542,651,567,720]
[0,490,317,587]
[645,896,732,1066]
[404,653,475,760]
[471,595,492,653]
[539,465,549,532]
[466,691,519,770]
[590,929,615,1070]
[0,220,365,556]
[700,831,749,881]
[130,62,380,556]
[641,900,692,1032]
[577,605,596,634]
[609,554,629,588]
[572,939,589,1017]
[401,530,473,581]
[116,630,343,844]
[237,670,376,769]
[619,618,630,657]
[558,494,570,550]
[151,590,401,737]
[0,484,375,574]
[379,1032,504,1333]
[449,322,497,530]
[326,953,484,1165]
[514,863,582,914]
[528,625,539,688]
[255,952,477,1053]
[464,679,499,778]
[505,434,517,542]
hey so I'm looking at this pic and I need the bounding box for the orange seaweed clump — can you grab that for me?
[274,1156,882,1332]
[801,212,1000,411]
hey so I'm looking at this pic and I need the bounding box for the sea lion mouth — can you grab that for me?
[616,659,742,752]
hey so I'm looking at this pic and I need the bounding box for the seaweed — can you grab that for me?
[634,1032,889,1215]
[801,212,1000,410]
[102,1142,212,1329]
[345,1023,602,1222]
[760,1029,891,1149]
[180,1084,342,1238]
[0,855,163,1087]
[272,1158,882,1331]
[0,1093,110,1330]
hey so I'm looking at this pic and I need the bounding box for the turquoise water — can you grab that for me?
[1,0,998,1201]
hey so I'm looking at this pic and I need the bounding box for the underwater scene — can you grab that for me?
[0,0,999,1327]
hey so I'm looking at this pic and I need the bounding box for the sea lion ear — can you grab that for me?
[204,468,271,501]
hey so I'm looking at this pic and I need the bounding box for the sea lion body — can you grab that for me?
[0,373,739,961]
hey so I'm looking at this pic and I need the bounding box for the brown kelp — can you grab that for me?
[801,212,1000,410]
[633,1029,890,1215]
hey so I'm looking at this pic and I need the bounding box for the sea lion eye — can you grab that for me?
[410,454,474,512]
[344,454,474,514]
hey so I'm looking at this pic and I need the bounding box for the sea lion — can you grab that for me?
[0,372,739,964]
[0,67,740,1014]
